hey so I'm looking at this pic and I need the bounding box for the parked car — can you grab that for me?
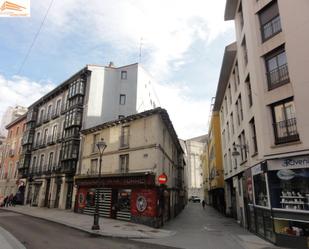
[190,196,201,203]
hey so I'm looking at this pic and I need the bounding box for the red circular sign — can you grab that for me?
[158,173,168,184]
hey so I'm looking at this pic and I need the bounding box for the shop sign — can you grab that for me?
[251,164,263,176]
[158,173,168,184]
[136,195,147,212]
[268,156,309,171]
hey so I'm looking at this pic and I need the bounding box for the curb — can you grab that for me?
[0,208,171,240]
[0,226,26,249]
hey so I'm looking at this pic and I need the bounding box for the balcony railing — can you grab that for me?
[273,117,299,144]
[262,15,282,41]
[266,64,289,89]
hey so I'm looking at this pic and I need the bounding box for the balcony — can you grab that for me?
[51,110,60,119]
[273,117,299,144]
[266,64,289,90]
[262,15,282,42]
[43,115,50,124]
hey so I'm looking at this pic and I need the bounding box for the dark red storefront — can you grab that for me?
[74,172,167,227]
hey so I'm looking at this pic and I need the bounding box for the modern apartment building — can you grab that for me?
[19,63,160,210]
[216,0,309,247]
[74,108,185,227]
[185,135,207,200]
[0,114,26,203]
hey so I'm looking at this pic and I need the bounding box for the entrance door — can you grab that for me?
[111,189,118,219]
[32,185,40,206]
[44,179,51,207]
[65,182,73,209]
[54,182,61,208]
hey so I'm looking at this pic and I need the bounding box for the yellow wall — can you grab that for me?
[208,111,224,190]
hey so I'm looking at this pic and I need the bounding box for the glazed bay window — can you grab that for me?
[271,99,299,144]
[64,108,82,128]
[61,140,80,160]
[265,47,289,89]
[68,78,85,99]
[259,1,281,41]
[119,154,129,173]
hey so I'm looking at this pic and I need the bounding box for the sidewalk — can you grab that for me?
[0,206,175,239]
[0,226,26,249]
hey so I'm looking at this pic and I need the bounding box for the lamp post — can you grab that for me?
[92,138,107,230]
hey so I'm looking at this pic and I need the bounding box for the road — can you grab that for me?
[137,203,281,249]
[0,210,178,249]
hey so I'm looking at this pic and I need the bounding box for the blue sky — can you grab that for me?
[0,0,235,139]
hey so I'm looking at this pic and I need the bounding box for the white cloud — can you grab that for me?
[0,74,55,118]
[35,0,232,79]
[154,82,210,139]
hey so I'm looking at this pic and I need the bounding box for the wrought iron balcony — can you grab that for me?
[273,117,299,144]
[266,64,289,89]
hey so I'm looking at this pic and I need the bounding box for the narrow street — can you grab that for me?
[0,210,179,249]
[138,203,282,249]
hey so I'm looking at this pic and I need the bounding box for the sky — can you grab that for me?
[0,0,235,140]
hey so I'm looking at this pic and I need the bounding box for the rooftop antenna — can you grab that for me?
[139,37,143,63]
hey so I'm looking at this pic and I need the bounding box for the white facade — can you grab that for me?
[0,106,27,137]
[185,135,207,199]
[83,63,160,129]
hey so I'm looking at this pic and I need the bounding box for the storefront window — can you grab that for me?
[254,173,269,207]
[117,189,131,212]
[268,168,309,210]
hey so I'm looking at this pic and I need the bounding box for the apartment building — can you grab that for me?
[185,135,207,200]
[74,108,185,227]
[206,111,225,213]
[19,63,160,210]
[216,0,309,247]
[0,114,26,203]
[0,105,27,137]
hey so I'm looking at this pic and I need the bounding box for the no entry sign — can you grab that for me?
[158,173,168,184]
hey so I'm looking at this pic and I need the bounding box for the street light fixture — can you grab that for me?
[92,138,107,230]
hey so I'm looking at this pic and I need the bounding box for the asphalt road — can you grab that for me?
[0,210,179,249]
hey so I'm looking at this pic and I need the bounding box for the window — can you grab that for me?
[52,125,57,142]
[48,152,54,171]
[246,75,253,107]
[120,126,129,148]
[238,2,244,31]
[224,96,228,115]
[250,118,258,154]
[39,109,44,123]
[119,94,126,105]
[31,156,37,174]
[121,70,127,80]
[119,154,129,173]
[16,127,19,135]
[55,99,61,115]
[271,99,299,144]
[90,159,98,174]
[64,108,82,128]
[43,129,48,145]
[118,115,125,119]
[39,154,45,173]
[47,105,52,119]
[236,95,243,125]
[240,130,247,161]
[226,122,230,141]
[68,79,85,99]
[224,154,227,175]
[228,84,232,104]
[242,37,248,66]
[231,113,235,135]
[233,142,237,169]
[35,132,41,147]
[259,1,281,41]
[265,47,289,89]
[92,134,99,153]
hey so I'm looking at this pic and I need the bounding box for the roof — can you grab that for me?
[213,42,237,111]
[29,66,89,109]
[81,107,184,153]
[224,0,238,21]
[5,113,27,129]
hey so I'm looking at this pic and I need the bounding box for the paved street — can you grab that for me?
[0,210,178,249]
[138,203,283,249]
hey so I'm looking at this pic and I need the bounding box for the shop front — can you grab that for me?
[245,156,309,249]
[74,172,166,227]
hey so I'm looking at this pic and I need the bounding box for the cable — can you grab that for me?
[17,0,55,75]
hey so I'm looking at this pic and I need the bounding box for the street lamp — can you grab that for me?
[92,138,107,230]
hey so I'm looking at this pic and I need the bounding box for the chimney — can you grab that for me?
[108,61,115,68]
